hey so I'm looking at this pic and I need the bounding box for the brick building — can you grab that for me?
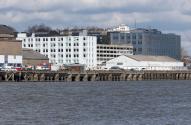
[0,25,49,68]
[0,25,22,68]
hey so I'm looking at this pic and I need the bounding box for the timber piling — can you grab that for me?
[0,70,191,82]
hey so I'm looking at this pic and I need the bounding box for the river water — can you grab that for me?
[0,81,191,125]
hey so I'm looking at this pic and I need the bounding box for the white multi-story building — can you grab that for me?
[97,44,133,65]
[17,33,97,69]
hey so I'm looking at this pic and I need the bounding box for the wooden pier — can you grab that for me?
[0,70,191,82]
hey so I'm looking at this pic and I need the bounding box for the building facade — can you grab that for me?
[97,44,133,65]
[0,25,22,68]
[17,33,97,69]
[108,28,181,60]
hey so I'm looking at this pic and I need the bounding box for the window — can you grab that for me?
[132,33,136,39]
[132,40,136,45]
[134,48,137,52]
[126,34,130,39]
[138,48,142,52]
[112,33,119,40]
[138,41,142,44]
[120,34,125,40]
[138,34,142,39]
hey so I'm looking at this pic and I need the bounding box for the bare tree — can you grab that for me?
[25,24,52,34]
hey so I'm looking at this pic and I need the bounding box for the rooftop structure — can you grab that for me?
[108,24,130,33]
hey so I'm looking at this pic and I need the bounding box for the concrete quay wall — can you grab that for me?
[0,70,191,82]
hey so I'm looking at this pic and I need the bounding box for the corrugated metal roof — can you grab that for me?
[22,49,49,60]
[126,55,179,62]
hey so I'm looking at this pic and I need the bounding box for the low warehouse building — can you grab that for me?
[22,49,49,66]
[105,55,186,71]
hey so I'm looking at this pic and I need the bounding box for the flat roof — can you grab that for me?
[126,55,180,62]
[22,49,49,60]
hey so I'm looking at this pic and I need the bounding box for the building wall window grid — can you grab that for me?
[18,34,97,69]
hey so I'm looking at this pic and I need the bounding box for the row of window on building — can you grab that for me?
[112,33,143,40]
[23,37,89,42]
[34,48,90,53]
[97,50,133,54]
[23,42,90,48]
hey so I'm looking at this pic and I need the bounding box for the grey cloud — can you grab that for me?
[0,0,190,31]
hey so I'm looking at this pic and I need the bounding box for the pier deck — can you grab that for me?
[0,70,191,82]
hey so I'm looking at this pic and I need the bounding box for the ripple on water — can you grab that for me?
[0,81,190,125]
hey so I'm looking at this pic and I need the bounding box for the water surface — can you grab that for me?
[0,81,191,125]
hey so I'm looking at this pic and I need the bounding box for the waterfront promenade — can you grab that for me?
[1,70,191,82]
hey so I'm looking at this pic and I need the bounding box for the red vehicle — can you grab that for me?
[15,67,23,71]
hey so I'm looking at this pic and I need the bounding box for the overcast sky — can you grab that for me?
[0,0,191,54]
